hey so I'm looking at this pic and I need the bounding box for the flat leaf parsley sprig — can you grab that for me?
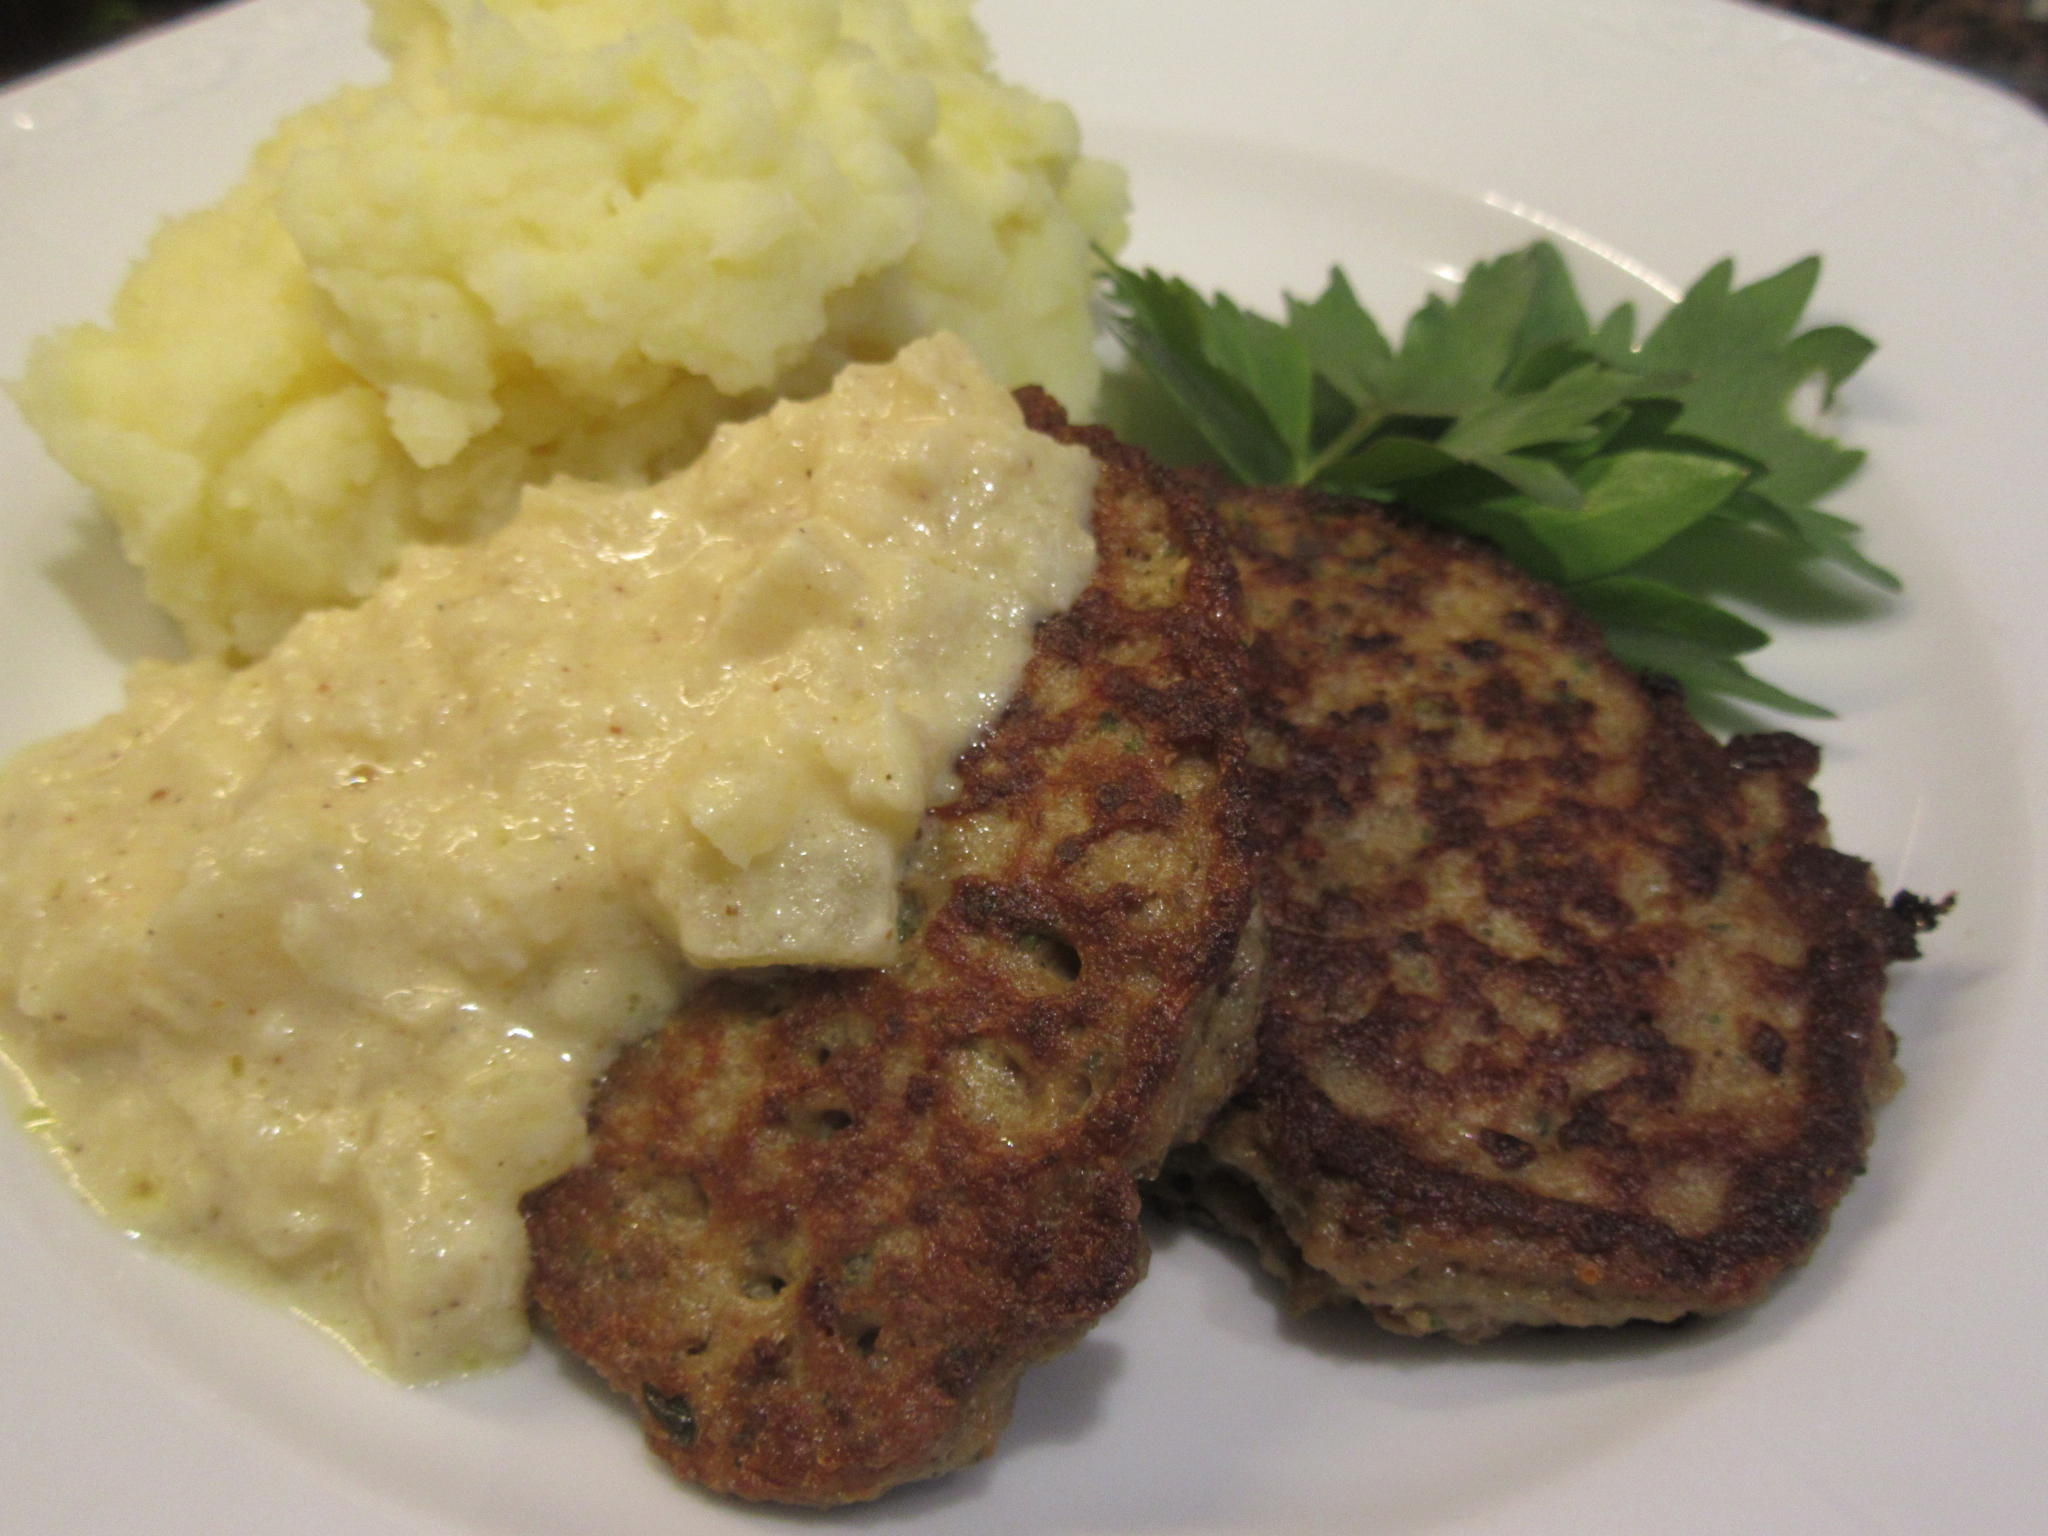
[1101,242,1893,718]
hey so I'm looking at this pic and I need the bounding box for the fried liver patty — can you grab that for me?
[1160,484,1916,1339]
[522,393,1259,1505]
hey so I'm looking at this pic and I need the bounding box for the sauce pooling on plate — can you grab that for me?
[0,333,1097,1380]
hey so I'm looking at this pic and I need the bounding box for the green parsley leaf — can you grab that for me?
[1200,295,1317,459]
[1102,263,1295,485]
[1099,241,1888,719]
[1609,257,1873,511]
[1284,267,1397,406]
[1605,632,1834,719]
[1424,450,1750,586]
[1568,576,1770,655]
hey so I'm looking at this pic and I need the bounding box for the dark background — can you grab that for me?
[4,0,2044,106]
[7,0,227,83]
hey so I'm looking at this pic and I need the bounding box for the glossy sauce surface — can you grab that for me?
[0,333,1096,1379]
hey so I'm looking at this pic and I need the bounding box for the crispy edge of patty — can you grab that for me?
[1163,483,1917,1339]
[520,391,1259,1505]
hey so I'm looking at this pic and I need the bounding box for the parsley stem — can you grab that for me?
[1295,407,1385,486]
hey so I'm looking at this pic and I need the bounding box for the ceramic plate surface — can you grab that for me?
[3,1,2045,1531]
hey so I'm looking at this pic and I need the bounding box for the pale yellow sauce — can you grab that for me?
[0,334,1096,1380]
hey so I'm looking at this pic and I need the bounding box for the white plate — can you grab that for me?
[4,1,2045,1531]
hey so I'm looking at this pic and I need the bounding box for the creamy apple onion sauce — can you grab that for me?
[0,335,1097,1380]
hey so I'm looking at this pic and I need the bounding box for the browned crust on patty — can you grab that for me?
[1174,484,1904,1338]
[521,391,1259,1505]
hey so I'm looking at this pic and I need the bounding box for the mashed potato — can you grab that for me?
[15,0,1126,657]
[0,335,1098,1379]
